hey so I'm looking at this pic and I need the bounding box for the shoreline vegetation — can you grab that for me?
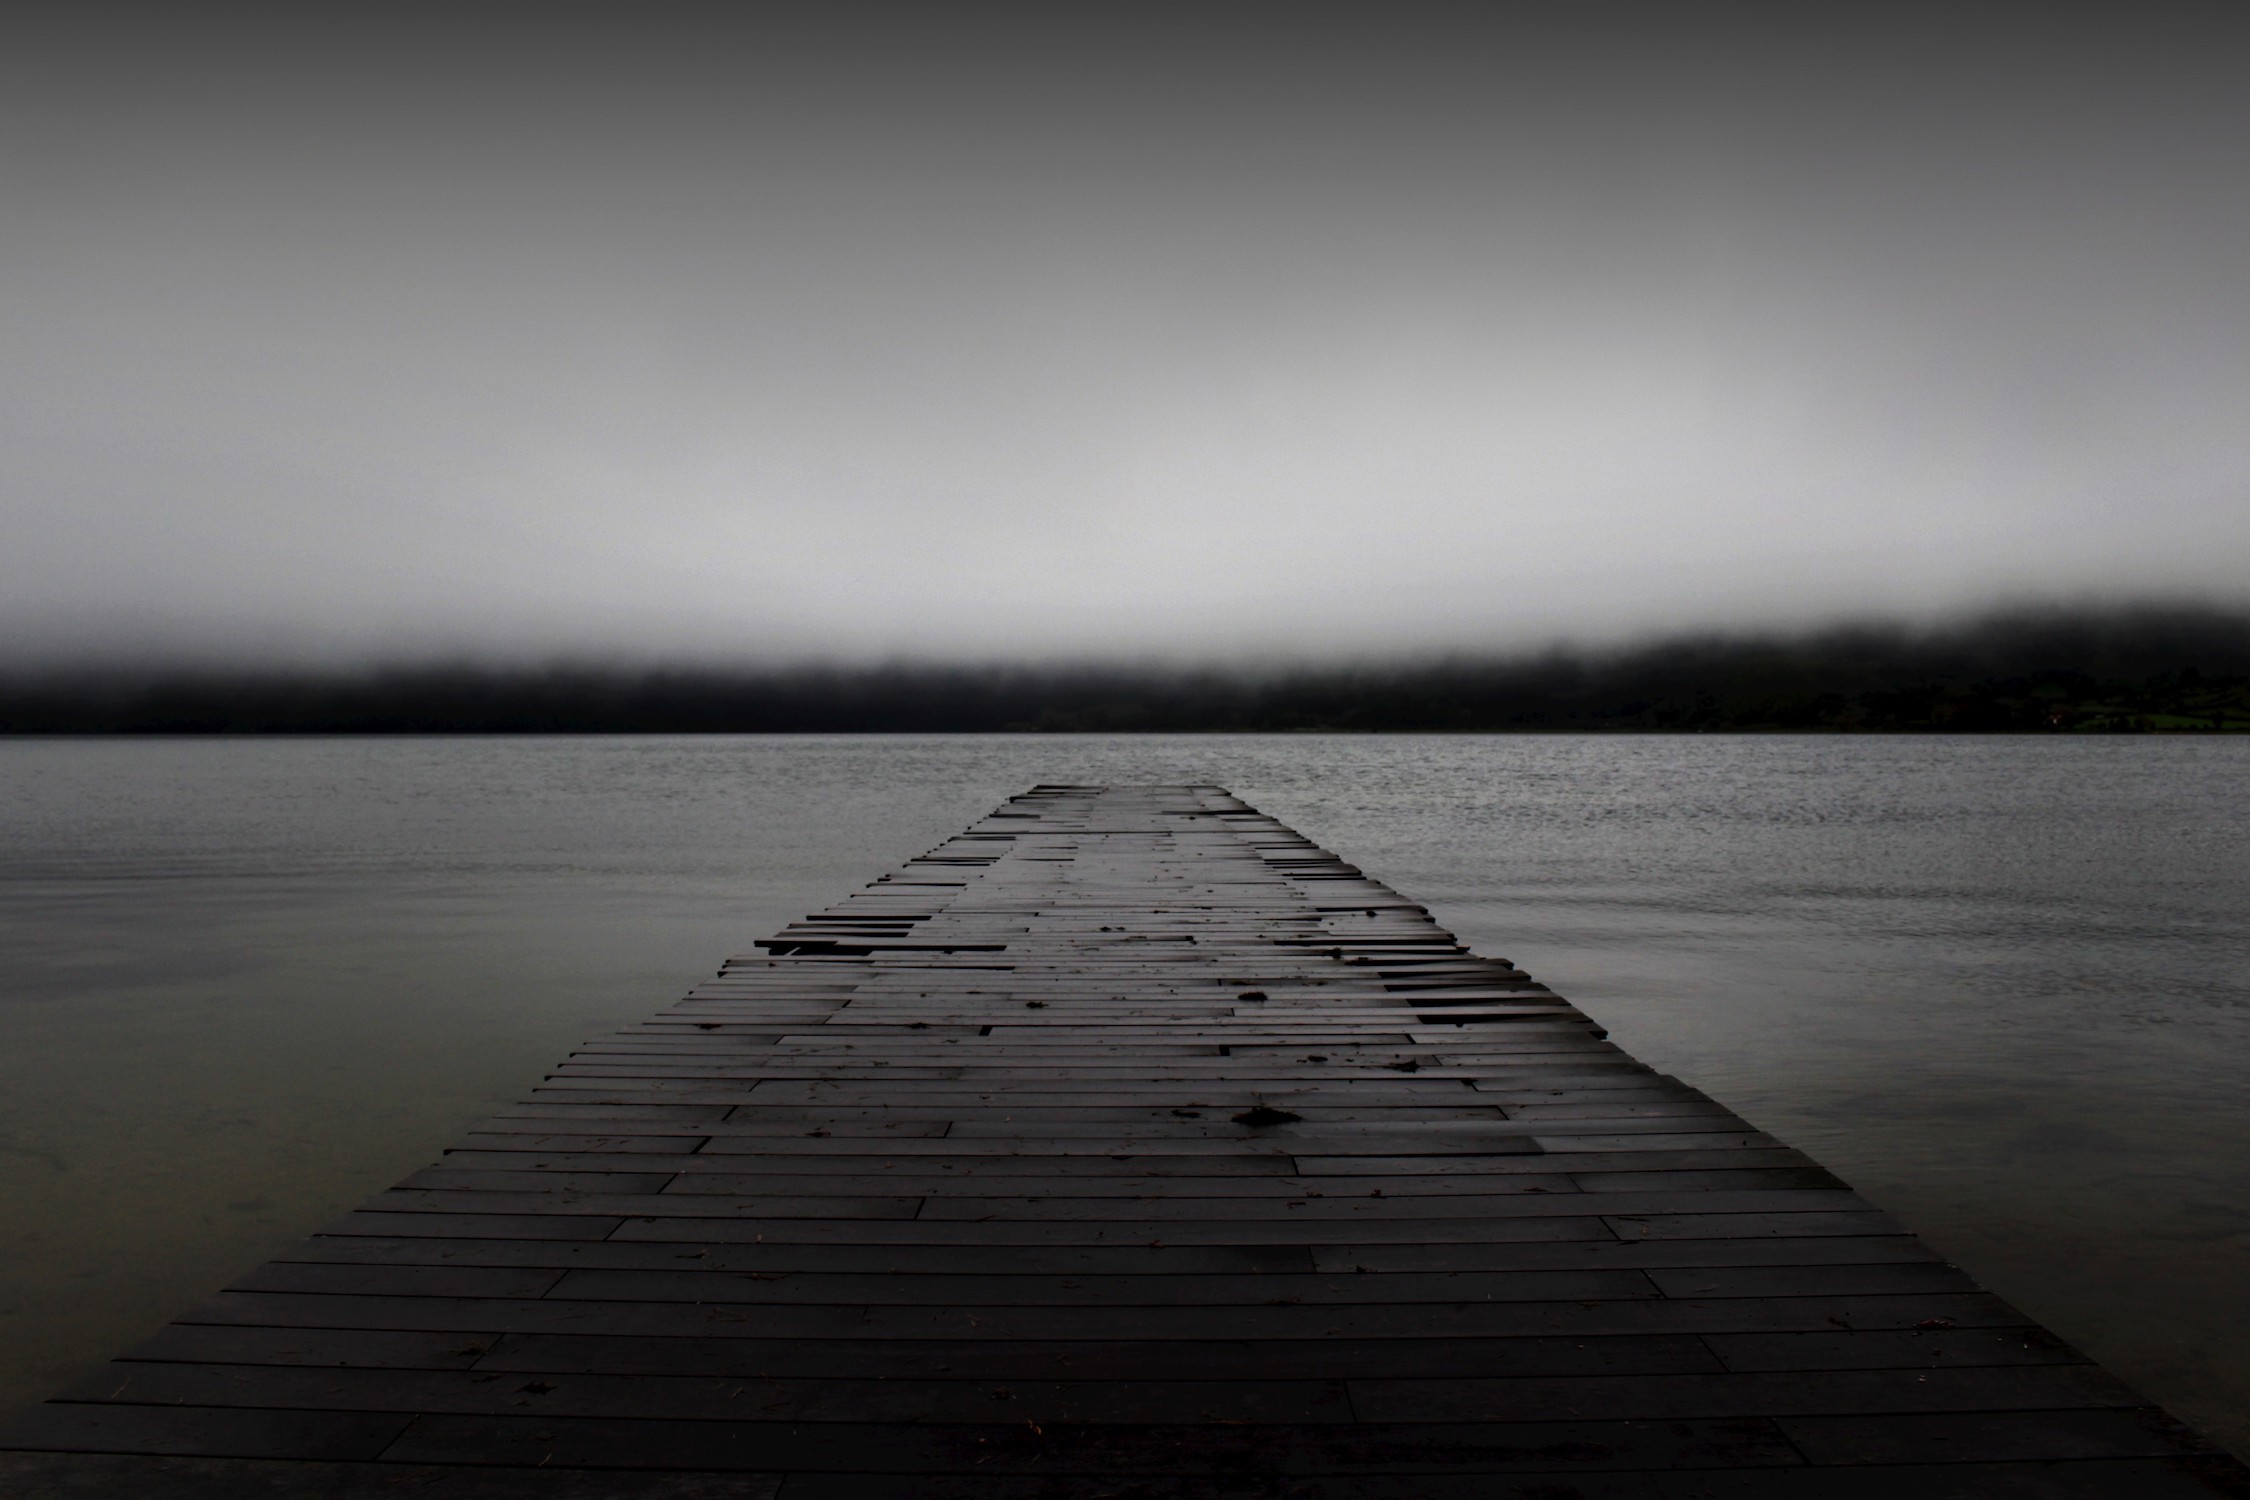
[6,606,2250,736]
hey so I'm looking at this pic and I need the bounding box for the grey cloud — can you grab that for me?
[4,4,2246,665]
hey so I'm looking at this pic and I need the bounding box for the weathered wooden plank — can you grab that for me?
[4,784,2239,1494]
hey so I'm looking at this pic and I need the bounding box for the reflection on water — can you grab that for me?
[1,734,2245,1451]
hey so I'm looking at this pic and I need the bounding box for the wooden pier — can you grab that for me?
[3,784,2242,1496]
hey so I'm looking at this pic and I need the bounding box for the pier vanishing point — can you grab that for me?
[4,785,2243,1497]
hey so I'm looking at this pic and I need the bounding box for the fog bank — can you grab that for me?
[8,605,2246,735]
[6,6,2248,665]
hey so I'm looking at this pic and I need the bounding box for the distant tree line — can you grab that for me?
[4,605,2249,734]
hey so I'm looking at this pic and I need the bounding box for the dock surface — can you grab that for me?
[4,785,2242,1496]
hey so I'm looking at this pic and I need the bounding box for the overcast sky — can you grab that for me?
[4,4,2246,665]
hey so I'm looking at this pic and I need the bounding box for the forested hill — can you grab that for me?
[6,607,2249,735]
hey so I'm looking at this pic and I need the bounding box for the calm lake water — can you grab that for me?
[1,734,2245,1453]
